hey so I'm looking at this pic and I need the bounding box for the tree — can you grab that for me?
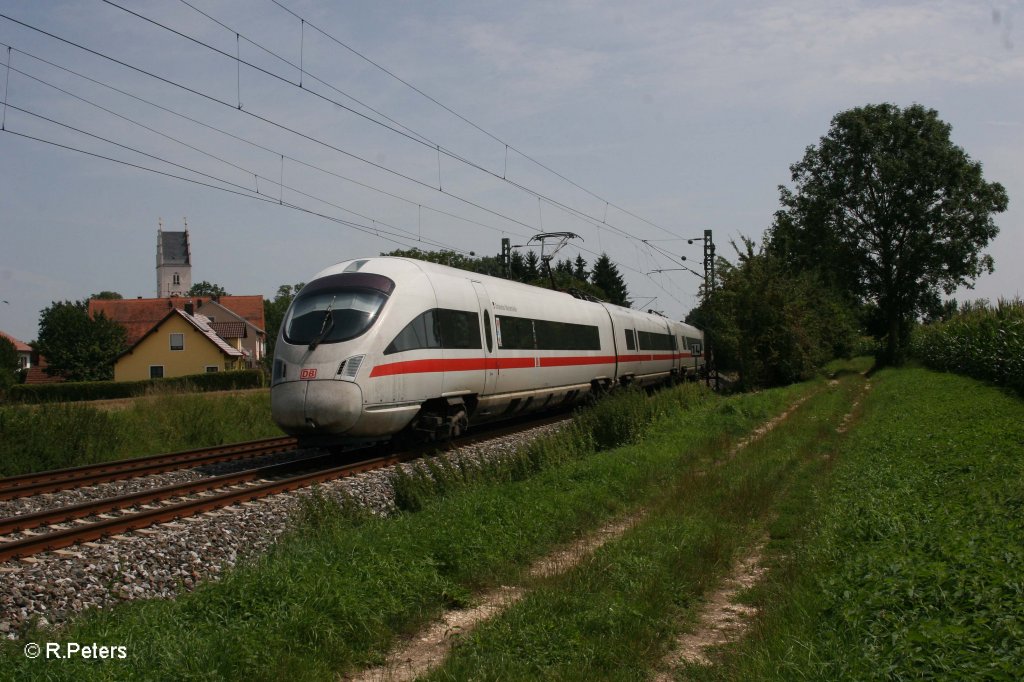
[263,283,305,367]
[524,251,541,280]
[35,300,127,381]
[703,239,857,388]
[590,253,630,307]
[90,291,123,300]
[509,251,527,281]
[380,248,504,278]
[187,281,228,297]
[0,335,18,390]
[573,255,588,281]
[770,103,1008,365]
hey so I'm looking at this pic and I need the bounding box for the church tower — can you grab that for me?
[156,218,192,298]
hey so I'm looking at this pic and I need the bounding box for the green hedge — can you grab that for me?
[5,369,266,404]
[911,298,1024,395]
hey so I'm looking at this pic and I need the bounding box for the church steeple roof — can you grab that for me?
[158,229,190,266]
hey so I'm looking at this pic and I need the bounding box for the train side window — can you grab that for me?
[384,310,440,354]
[637,330,674,351]
[625,329,636,351]
[437,309,482,349]
[484,311,493,352]
[496,315,535,349]
[534,319,600,350]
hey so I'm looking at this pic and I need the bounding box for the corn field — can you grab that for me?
[911,298,1024,395]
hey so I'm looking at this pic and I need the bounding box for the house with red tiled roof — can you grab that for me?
[23,356,65,384]
[0,330,32,372]
[89,296,266,367]
[114,308,248,381]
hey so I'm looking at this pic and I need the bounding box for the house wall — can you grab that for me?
[115,315,231,381]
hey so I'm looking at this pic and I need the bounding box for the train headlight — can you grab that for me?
[272,359,287,385]
[337,355,364,381]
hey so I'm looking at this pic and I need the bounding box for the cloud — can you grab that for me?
[454,19,607,116]
[542,1,1024,110]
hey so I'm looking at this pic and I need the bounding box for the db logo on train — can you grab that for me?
[300,368,318,380]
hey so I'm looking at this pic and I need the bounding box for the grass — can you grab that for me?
[424,368,864,680]
[0,379,814,681]
[686,366,1024,680]
[24,358,1015,681]
[0,389,281,477]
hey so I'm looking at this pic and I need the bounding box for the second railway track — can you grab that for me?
[0,436,299,500]
[0,413,572,563]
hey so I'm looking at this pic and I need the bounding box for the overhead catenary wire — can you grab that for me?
[2,65,467,247]
[0,42,531,243]
[3,125,469,255]
[99,1,691,253]
[2,46,10,130]
[0,18,656,268]
[0,87,470,253]
[0,12,700,308]
[0,20,554,242]
[268,0,692,243]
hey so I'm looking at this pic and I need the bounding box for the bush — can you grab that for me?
[702,239,858,389]
[910,298,1024,394]
[6,369,265,404]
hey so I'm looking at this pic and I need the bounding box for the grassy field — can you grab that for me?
[3,360,1020,680]
[686,366,1024,681]
[0,389,281,477]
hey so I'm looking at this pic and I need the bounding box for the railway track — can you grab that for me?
[0,414,572,563]
[0,436,298,500]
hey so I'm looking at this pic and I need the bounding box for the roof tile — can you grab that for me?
[90,296,265,345]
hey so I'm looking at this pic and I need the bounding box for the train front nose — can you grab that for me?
[271,380,363,435]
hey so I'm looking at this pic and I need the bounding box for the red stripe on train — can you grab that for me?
[369,352,694,377]
[369,357,534,377]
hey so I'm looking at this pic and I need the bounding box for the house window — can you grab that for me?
[170,333,184,351]
[173,272,181,286]
[150,366,164,379]
[205,365,219,373]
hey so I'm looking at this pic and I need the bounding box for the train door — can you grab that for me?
[471,281,497,396]
[666,321,681,374]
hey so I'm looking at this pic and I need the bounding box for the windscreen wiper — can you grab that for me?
[308,296,336,351]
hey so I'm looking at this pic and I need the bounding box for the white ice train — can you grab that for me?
[270,257,704,445]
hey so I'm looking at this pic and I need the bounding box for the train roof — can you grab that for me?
[309,257,702,334]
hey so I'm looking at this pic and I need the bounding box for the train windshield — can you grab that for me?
[284,287,388,347]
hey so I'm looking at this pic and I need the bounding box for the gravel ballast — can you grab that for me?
[0,421,567,639]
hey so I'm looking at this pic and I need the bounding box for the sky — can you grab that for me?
[1,0,1022,344]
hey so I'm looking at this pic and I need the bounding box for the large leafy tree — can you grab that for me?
[35,300,127,381]
[770,103,1008,365]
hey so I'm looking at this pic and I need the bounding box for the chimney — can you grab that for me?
[185,301,194,316]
